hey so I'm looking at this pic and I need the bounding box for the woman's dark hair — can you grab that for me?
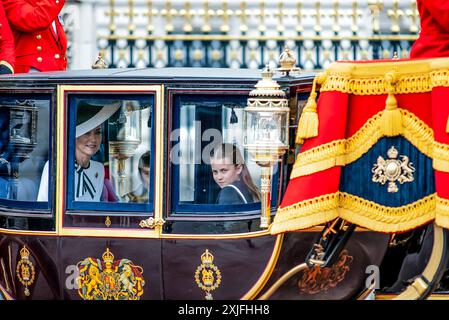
[211,143,260,201]
[138,151,151,170]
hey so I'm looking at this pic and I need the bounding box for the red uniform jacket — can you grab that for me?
[411,0,449,58]
[3,0,67,73]
[0,1,14,73]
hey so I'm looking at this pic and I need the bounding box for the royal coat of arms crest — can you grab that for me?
[76,248,145,300]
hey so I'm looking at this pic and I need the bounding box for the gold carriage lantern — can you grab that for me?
[244,66,290,228]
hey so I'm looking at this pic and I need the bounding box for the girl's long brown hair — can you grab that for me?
[211,143,261,202]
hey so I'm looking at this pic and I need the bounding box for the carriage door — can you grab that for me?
[56,85,164,300]
[161,89,281,299]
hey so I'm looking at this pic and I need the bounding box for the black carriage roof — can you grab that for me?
[0,67,314,83]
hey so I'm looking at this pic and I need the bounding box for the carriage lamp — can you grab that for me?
[108,101,142,199]
[3,101,38,199]
[244,66,290,229]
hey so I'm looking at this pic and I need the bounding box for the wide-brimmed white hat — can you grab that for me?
[76,101,121,138]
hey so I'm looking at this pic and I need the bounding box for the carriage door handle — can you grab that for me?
[139,217,166,229]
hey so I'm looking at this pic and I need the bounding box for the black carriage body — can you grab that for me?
[0,68,392,300]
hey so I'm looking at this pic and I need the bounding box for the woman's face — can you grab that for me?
[76,126,102,159]
[211,158,242,188]
[139,166,150,189]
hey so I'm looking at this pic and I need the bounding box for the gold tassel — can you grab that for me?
[380,72,403,137]
[296,92,318,141]
[296,73,327,142]
[446,116,449,133]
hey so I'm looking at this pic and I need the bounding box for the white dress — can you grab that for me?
[37,160,105,202]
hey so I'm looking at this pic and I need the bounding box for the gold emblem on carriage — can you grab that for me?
[76,248,145,300]
[194,249,222,300]
[372,146,415,193]
[16,246,35,297]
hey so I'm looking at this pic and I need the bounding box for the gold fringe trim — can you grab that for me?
[433,142,449,172]
[291,109,435,179]
[271,192,437,234]
[431,69,449,88]
[270,193,340,234]
[338,193,435,233]
[436,196,449,230]
[321,73,433,95]
[321,68,449,95]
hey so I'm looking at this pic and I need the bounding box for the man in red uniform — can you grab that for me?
[3,0,67,73]
[0,1,14,74]
[410,0,449,58]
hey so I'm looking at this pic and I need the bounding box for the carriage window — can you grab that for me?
[171,94,278,215]
[0,95,50,209]
[65,94,154,212]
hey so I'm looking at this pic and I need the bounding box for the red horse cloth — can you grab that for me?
[272,58,449,234]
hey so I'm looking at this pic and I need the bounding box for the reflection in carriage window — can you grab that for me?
[0,96,50,206]
[65,95,154,211]
[173,94,265,213]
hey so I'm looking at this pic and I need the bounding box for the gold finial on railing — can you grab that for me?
[350,1,360,33]
[331,0,340,33]
[125,0,136,33]
[368,0,384,34]
[238,1,249,33]
[312,2,321,34]
[218,1,230,33]
[182,1,193,33]
[106,0,118,33]
[201,0,212,33]
[92,53,108,69]
[162,0,174,33]
[276,2,285,34]
[257,1,266,34]
[296,2,303,34]
[387,0,403,33]
[406,0,419,33]
[144,0,154,33]
[393,51,399,60]
[277,45,301,77]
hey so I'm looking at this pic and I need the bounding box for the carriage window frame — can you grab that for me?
[65,92,156,214]
[169,91,281,217]
[0,91,53,212]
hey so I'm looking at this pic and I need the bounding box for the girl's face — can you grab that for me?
[139,166,150,189]
[211,158,242,188]
[76,126,102,159]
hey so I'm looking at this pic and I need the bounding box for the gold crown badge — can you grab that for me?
[200,249,214,265]
[102,248,115,264]
[20,246,30,260]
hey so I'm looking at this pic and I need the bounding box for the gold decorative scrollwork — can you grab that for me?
[194,249,222,300]
[16,246,35,297]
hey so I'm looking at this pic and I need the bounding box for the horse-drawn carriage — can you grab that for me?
[0,52,447,300]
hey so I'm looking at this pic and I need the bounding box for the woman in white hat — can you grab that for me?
[37,101,120,202]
